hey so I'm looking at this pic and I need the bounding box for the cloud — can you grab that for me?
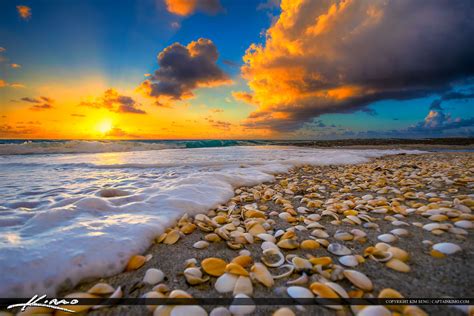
[71,113,86,118]
[210,108,224,113]
[20,96,54,111]
[164,0,223,16]
[240,0,474,132]
[105,127,137,138]
[0,79,24,88]
[80,89,146,114]
[0,124,37,136]
[16,5,32,20]
[10,63,21,69]
[0,47,5,53]
[138,38,231,106]
[205,117,232,130]
[232,91,254,104]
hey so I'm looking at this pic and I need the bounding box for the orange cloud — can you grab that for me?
[80,89,146,114]
[16,5,32,20]
[240,0,474,132]
[165,0,222,16]
[0,79,25,88]
[10,63,21,69]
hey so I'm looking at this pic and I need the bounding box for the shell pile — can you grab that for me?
[60,153,473,316]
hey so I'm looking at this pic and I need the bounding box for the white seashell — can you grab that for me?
[327,243,351,256]
[262,248,284,267]
[423,223,441,231]
[454,220,473,229]
[324,281,349,298]
[229,294,255,315]
[343,270,373,291]
[287,286,314,299]
[357,306,391,316]
[271,264,295,279]
[215,273,238,293]
[338,255,358,267]
[193,241,210,249]
[233,276,253,296]
[311,229,329,238]
[432,242,462,255]
[274,229,285,238]
[390,228,409,237]
[239,249,251,257]
[391,220,409,226]
[209,307,231,316]
[377,234,398,243]
[171,305,207,316]
[261,241,279,251]
[143,268,165,285]
[297,207,308,213]
[286,273,308,285]
[257,233,276,243]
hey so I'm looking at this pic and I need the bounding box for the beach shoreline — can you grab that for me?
[48,152,473,316]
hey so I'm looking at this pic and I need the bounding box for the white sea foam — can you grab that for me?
[0,146,424,297]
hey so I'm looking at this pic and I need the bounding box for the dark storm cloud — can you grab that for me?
[241,0,474,132]
[139,38,231,106]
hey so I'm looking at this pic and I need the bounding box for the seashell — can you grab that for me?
[369,251,393,262]
[125,255,146,271]
[277,239,299,250]
[300,239,320,250]
[378,288,404,298]
[225,262,249,276]
[215,273,238,293]
[262,248,285,267]
[377,234,397,243]
[170,306,207,316]
[230,256,252,269]
[193,240,209,249]
[261,241,279,251]
[286,272,308,285]
[205,233,221,242]
[291,257,312,272]
[327,243,351,256]
[184,267,209,285]
[358,306,391,316]
[257,233,276,243]
[233,275,253,296]
[143,291,165,312]
[163,230,180,245]
[309,256,332,266]
[338,255,359,267]
[202,257,227,277]
[311,229,329,238]
[248,222,267,236]
[391,220,409,226]
[306,222,324,229]
[229,294,255,315]
[239,249,251,257]
[209,307,231,316]
[386,247,409,262]
[154,305,174,316]
[334,232,353,241]
[343,270,373,292]
[316,238,329,247]
[287,286,314,302]
[185,258,198,268]
[180,223,197,234]
[390,228,409,237]
[386,259,410,272]
[403,306,428,316]
[143,268,165,285]
[422,223,440,231]
[272,307,295,316]
[346,215,362,225]
[251,263,274,287]
[88,283,115,295]
[271,264,295,279]
[448,227,468,235]
[152,283,170,293]
[432,242,462,255]
[324,281,349,298]
[169,289,193,299]
[309,282,339,298]
[454,220,473,229]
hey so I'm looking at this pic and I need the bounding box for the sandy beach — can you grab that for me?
[46,152,472,316]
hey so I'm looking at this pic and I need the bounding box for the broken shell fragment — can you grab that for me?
[262,248,285,267]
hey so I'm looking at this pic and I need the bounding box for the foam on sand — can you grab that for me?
[0,146,423,297]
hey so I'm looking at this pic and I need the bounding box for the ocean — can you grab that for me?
[0,140,422,297]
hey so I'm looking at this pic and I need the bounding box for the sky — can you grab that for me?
[1,0,473,140]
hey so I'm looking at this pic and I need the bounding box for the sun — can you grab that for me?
[96,119,113,134]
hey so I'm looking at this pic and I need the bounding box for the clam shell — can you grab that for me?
[143,268,165,285]
[300,239,320,249]
[209,307,231,316]
[233,276,253,296]
[327,243,351,256]
[358,306,391,316]
[338,255,359,267]
[170,306,207,316]
[287,286,314,299]
[454,220,473,229]
[125,255,146,271]
[193,241,209,249]
[387,247,409,262]
[292,257,312,272]
[271,264,295,279]
[88,283,115,295]
[257,233,276,243]
[377,234,398,243]
[432,242,462,255]
[343,270,373,291]
[202,257,227,277]
[229,294,255,315]
[311,229,329,238]
[184,267,209,285]
[251,263,274,288]
[272,307,296,316]
[262,248,285,267]
[390,228,409,237]
[286,272,308,285]
[277,239,299,250]
[163,230,180,245]
[215,273,238,293]
[386,259,411,272]
[225,262,249,276]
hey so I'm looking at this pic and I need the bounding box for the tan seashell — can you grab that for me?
[334,232,353,241]
[343,270,373,292]
[386,258,411,272]
[202,257,227,277]
[272,307,296,316]
[247,222,266,236]
[180,223,196,234]
[169,289,192,298]
[152,283,170,293]
[225,262,249,276]
[378,288,404,298]
[262,248,285,267]
[403,305,428,316]
[277,239,299,250]
[88,283,115,295]
[125,255,146,271]
[231,255,253,268]
[233,275,253,296]
[229,293,255,315]
[387,247,410,262]
[291,257,312,272]
[310,282,339,298]
[251,263,274,287]
[327,243,351,256]
[193,240,209,249]
[300,239,320,249]
[184,267,209,285]
[163,229,180,245]
[309,256,332,266]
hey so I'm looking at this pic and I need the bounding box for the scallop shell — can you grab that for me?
[327,243,351,256]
